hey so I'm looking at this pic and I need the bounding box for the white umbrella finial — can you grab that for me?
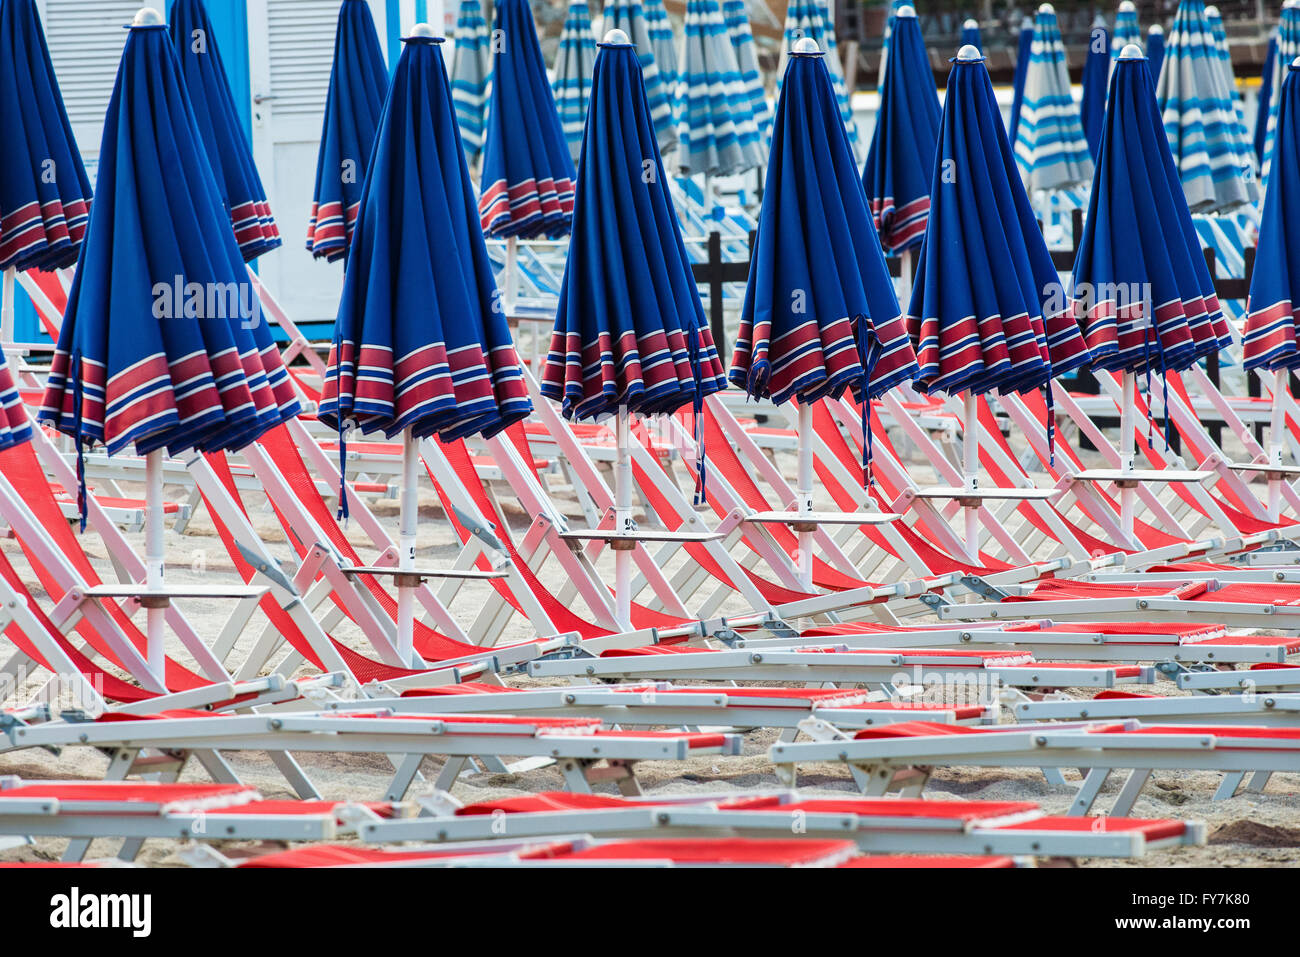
[602,28,630,45]
[1037,3,1055,15]
[1119,43,1144,59]
[1205,5,1220,17]
[1148,24,1164,34]
[957,43,982,61]
[1119,1,1136,11]
[132,7,163,26]
[409,22,437,38]
[792,36,820,55]
[897,5,916,17]
[962,17,978,28]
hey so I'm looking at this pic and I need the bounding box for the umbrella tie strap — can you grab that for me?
[688,324,707,506]
[855,315,881,489]
[336,418,350,523]
[71,354,88,533]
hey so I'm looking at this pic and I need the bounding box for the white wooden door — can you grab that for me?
[247,0,391,327]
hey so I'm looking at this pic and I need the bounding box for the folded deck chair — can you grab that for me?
[2,710,743,799]
[359,788,1204,859]
[769,719,1300,813]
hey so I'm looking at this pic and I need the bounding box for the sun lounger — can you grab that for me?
[358,788,1205,859]
[769,719,1300,812]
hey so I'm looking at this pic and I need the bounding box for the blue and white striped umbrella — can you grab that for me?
[603,0,677,150]
[1206,5,1252,172]
[779,0,862,161]
[722,0,772,148]
[1112,0,1141,59]
[554,0,597,163]
[451,0,492,165]
[643,0,680,114]
[1155,0,1257,212]
[1015,4,1093,192]
[678,0,764,176]
[961,19,982,51]
[1245,57,1300,370]
[1261,3,1300,190]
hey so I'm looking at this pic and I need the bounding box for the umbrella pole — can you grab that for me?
[797,401,814,591]
[397,426,419,664]
[898,248,914,308]
[1269,367,1287,522]
[1120,369,1136,539]
[504,235,519,315]
[144,449,167,685]
[614,404,633,628]
[962,392,980,560]
[0,267,13,346]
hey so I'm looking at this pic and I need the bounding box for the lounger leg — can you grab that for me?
[433,756,468,792]
[192,749,241,785]
[1214,771,1246,801]
[266,751,321,800]
[1110,768,1152,817]
[1070,769,1111,816]
[558,759,594,794]
[1244,771,1273,794]
[386,753,427,801]
[1040,767,1071,789]
[861,766,894,796]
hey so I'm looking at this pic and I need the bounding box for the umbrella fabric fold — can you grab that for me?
[542,38,725,423]
[319,34,530,443]
[861,7,940,254]
[0,353,31,452]
[1155,0,1256,212]
[479,0,577,238]
[1147,25,1165,80]
[907,50,1092,401]
[723,0,772,148]
[1081,23,1109,159]
[1072,47,1230,380]
[1244,61,1300,371]
[603,0,678,150]
[38,19,300,464]
[554,0,598,163]
[732,47,919,411]
[1015,6,1094,193]
[451,0,492,165]
[779,0,862,160]
[677,0,765,177]
[306,0,390,262]
[1261,5,1300,189]
[169,0,280,262]
[0,0,93,272]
